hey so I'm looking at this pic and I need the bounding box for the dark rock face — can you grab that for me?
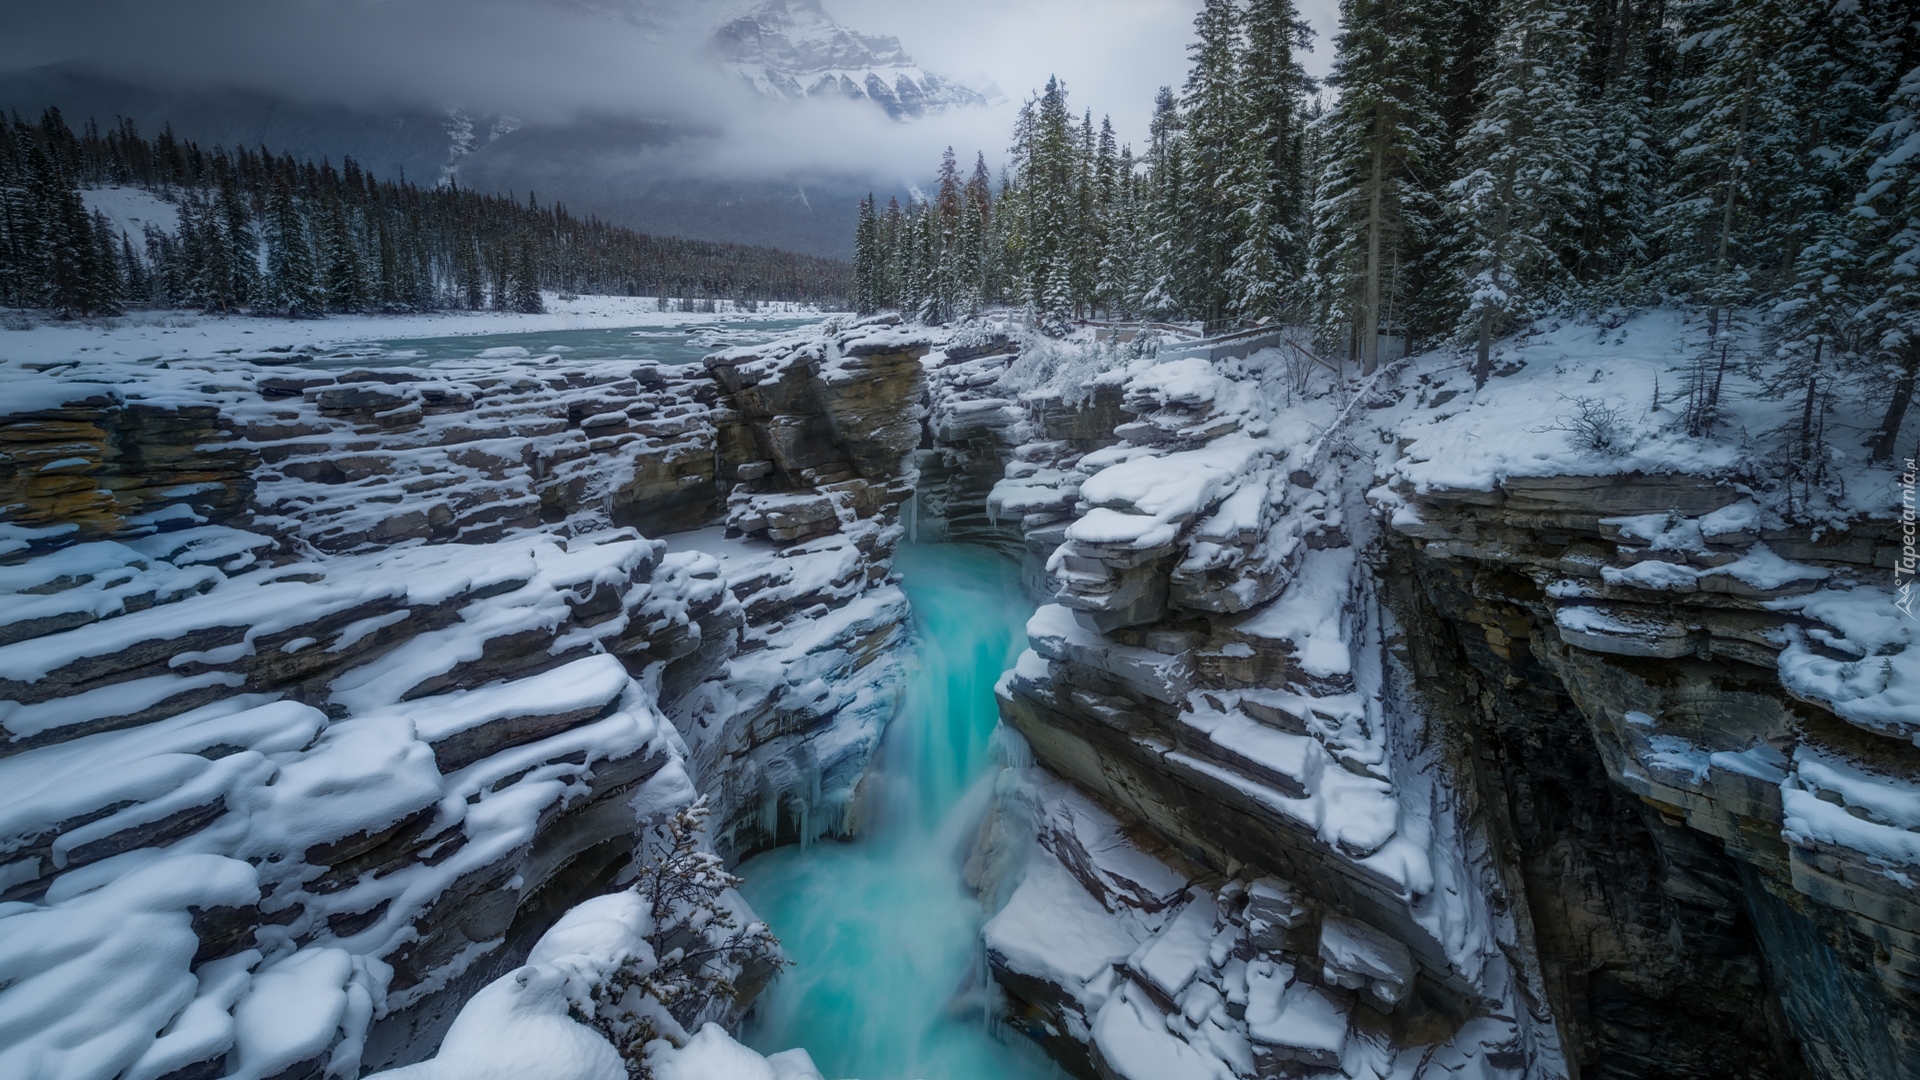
[1388,477,1918,1078]
[948,345,1917,1079]
[0,401,256,539]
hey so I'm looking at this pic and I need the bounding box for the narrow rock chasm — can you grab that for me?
[1,315,1915,1080]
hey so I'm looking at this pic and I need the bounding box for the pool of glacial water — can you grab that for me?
[309,315,825,369]
[736,544,1065,1080]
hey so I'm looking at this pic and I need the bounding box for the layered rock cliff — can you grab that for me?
[919,315,1917,1080]
[2,310,1914,1080]
[0,317,928,1079]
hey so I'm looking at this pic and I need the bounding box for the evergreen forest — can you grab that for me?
[853,0,1920,463]
[0,109,853,320]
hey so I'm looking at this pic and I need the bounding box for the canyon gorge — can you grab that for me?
[0,311,1914,1080]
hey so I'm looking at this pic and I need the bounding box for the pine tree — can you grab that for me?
[86,208,123,316]
[120,231,149,305]
[319,191,368,313]
[881,196,906,311]
[215,164,258,309]
[1859,62,1920,462]
[512,233,544,314]
[44,168,97,317]
[1180,0,1248,325]
[1579,22,1661,291]
[264,177,322,317]
[1306,0,1449,371]
[1656,0,1797,332]
[853,194,881,315]
[1014,78,1081,322]
[1144,86,1187,317]
[0,120,29,309]
[1228,0,1312,321]
[1450,0,1592,387]
[956,180,987,318]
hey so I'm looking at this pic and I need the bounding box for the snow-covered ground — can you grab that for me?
[81,187,182,243]
[0,295,841,368]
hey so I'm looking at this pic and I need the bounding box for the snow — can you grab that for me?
[82,187,181,242]
[1090,438,1267,522]
[1091,983,1234,1080]
[226,948,389,1080]
[1127,890,1218,1000]
[367,966,625,1080]
[983,847,1144,1010]
[1792,747,1920,831]
[1234,546,1358,678]
[1251,980,1344,1053]
[0,855,261,1080]
[650,1025,823,1080]
[1768,585,1920,740]
[370,872,814,1080]
[0,295,826,388]
[1384,312,1745,492]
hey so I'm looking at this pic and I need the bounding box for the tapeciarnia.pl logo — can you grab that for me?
[1900,458,1917,621]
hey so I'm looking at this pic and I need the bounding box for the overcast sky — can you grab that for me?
[0,0,1345,187]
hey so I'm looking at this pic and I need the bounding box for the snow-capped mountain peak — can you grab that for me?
[710,0,989,119]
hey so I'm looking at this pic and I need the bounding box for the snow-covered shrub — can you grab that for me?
[999,332,1145,407]
[583,798,784,1077]
[1536,395,1631,456]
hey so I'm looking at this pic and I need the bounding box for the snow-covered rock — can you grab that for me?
[0,314,927,1078]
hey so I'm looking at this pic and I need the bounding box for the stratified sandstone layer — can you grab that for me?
[0,316,928,1080]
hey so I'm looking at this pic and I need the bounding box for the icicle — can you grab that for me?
[991,721,1034,769]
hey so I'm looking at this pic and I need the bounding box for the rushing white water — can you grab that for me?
[736,544,1062,1080]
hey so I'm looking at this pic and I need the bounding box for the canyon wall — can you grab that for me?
[3,313,1915,1080]
[0,317,927,1079]
[917,327,1917,1080]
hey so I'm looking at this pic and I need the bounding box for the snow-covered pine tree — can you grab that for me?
[1180,0,1248,325]
[933,148,964,322]
[956,170,988,317]
[1070,110,1099,317]
[1762,0,1898,471]
[512,233,544,314]
[1228,0,1313,322]
[0,121,29,309]
[6,135,55,309]
[881,196,906,312]
[45,170,99,317]
[1578,12,1662,294]
[915,200,944,323]
[214,163,258,310]
[264,177,323,318]
[965,154,996,307]
[899,200,926,321]
[319,191,369,313]
[1859,62,1920,462]
[120,231,149,306]
[853,195,881,315]
[1016,77,1080,322]
[1305,0,1449,371]
[86,207,123,316]
[1448,0,1592,387]
[1098,148,1152,319]
[1657,0,1794,329]
[1144,85,1187,317]
[989,167,1020,306]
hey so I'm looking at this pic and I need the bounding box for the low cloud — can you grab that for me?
[0,0,1339,191]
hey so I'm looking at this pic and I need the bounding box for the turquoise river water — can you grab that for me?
[737,544,1064,1080]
